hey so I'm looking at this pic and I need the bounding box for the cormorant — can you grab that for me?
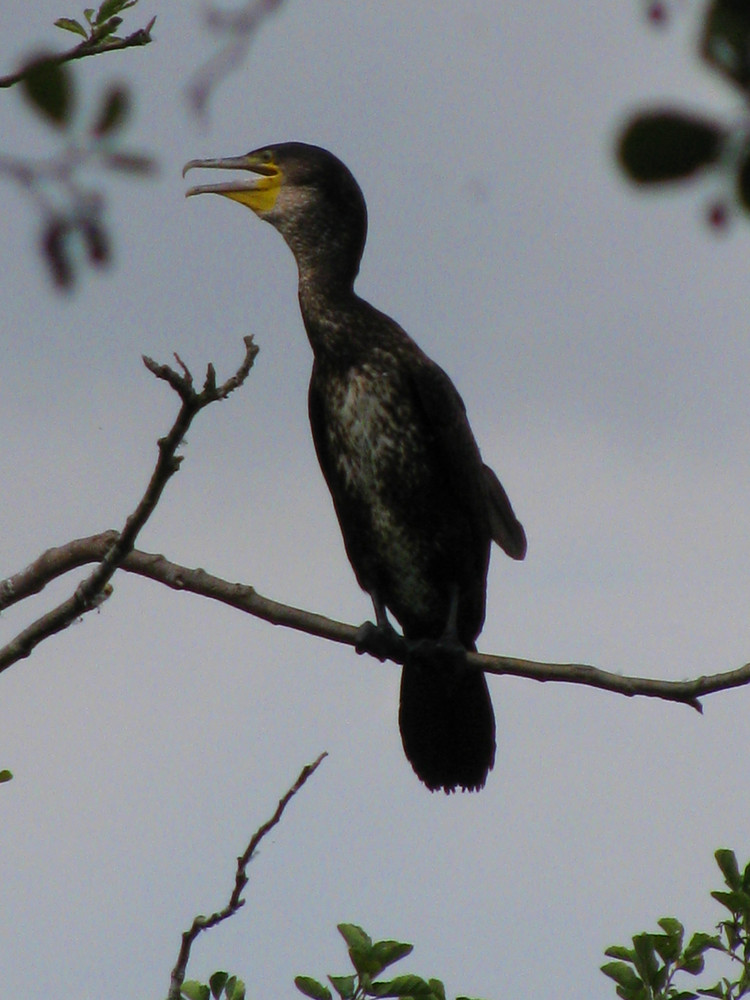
[184,142,526,792]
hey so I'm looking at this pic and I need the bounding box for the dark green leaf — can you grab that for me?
[328,975,355,1000]
[101,151,156,174]
[685,932,724,959]
[369,975,434,998]
[697,983,728,998]
[295,977,332,1000]
[657,917,685,940]
[0,770,13,783]
[21,56,74,127]
[181,983,210,1000]
[42,218,74,289]
[209,972,228,999]
[600,962,644,991]
[84,8,96,24]
[652,931,680,963]
[225,977,245,1000]
[427,981,445,1000]
[680,954,706,976]
[369,942,413,976]
[604,946,636,962]
[632,933,660,986]
[54,17,88,37]
[702,0,750,90]
[617,110,724,183]
[338,924,372,952]
[716,850,742,890]
[92,85,129,136]
[96,0,130,22]
[91,16,123,40]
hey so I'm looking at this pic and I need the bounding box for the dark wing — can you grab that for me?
[408,348,527,561]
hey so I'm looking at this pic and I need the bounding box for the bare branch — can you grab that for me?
[186,0,287,117]
[167,752,327,1000]
[3,528,749,709]
[0,20,156,90]
[0,337,258,675]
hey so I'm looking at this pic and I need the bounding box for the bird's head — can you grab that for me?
[183,142,367,286]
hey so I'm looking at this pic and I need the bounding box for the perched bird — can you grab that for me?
[184,143,526,792]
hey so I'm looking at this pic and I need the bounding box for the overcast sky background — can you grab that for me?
[2,1,750,997]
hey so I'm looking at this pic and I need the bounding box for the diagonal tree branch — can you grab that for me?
[0,20,156,89]
[167,752,327,1000]
[0,337,258,675]
[3,526,749,710]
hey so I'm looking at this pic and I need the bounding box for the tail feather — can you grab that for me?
[398,653,496,793]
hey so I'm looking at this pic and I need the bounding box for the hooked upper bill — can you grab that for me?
[183,150,282,213]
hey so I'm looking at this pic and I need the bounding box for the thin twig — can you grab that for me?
[2,529,747,709]
[0,20,156,89]
[0,337,258,674]
[167,752,327,1000]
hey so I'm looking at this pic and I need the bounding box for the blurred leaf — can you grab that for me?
[328,975,355,999]
[41,218,74,289]
[209,972,229,999]
[92,85,129,136]
[21,56,75,127]
[91,16,123,40]
[0,770,13,783]
[101,151,156,174]
[84,7,96,24]
[295,977,332,1000]
[80,219,111,266]
[618,110,724,183]
[716,850,742,890]
[702,0,750,90]
[182,983,210,1000]
[97,0,133,21]
[54,17,88,37]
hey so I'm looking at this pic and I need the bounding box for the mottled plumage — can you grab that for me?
[184,142,526,792]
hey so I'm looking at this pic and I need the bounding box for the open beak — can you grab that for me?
[183,153,282,213]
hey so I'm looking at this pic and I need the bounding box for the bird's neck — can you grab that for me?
[297,269,363,358]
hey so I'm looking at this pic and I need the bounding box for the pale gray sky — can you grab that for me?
[2,2,750,998]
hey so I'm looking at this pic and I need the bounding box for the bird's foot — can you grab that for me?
[355,620,408,663]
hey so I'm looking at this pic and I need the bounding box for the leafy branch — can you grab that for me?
[0,0,156,287]
[603,850,750,1000]
[294,923,486,1000]
[0,0,155,90]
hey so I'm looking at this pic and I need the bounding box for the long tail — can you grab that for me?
[398,649,496,793]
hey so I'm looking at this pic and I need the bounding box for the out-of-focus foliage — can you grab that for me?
[618,0,750,228]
